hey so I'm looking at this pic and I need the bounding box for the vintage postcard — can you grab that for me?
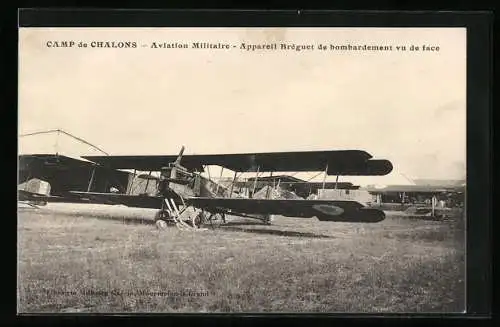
[18,25,466,313]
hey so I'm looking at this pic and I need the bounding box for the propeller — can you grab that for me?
[170,145,185,180]
[157,146,194,188]
[175,145,185,166]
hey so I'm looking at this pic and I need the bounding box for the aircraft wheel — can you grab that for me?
[264,214,274,225]
[191,212,204,229]
[207,213,225,228]
[154,210,167,220]
[154,210,170,230]
[155,219,168,230]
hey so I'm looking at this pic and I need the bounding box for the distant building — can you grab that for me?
[412,179,466,187]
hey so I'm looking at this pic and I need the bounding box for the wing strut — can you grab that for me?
[431,195,437,217]
[321,163,329,190]
[206,165,211,180]
[229,171,238,197]
[144,171,152,193]
[265,171,273,199]
[215,167,224,195]
[251,166,260,198]
[127,169,136,195]
[86,166,96,192]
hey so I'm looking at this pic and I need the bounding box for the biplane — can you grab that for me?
[18,146,393,230]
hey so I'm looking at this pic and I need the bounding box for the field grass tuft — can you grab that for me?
[18,204,465,313]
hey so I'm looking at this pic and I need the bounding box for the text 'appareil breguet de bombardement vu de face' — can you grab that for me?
[45,40,441,52]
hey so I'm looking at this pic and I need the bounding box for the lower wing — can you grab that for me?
[18,191,385,222]
[18,190,168,209]
[186,197,385,223]
[18,190,90,203]
[68,191,169,209]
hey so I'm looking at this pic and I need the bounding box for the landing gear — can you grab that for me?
[263,214,274,225]
[190,211,226,229]
[191,211,204,229]
[205,212,226,228]
[155,219,168,230]
[154,209,168,220]
[154,209,171,230]
[154,205,227,231]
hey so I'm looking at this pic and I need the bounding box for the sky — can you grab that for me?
[18,27,466,185]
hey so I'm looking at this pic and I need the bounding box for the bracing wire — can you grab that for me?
[19,128,109,156]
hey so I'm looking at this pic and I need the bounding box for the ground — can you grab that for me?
[17,203,465,313]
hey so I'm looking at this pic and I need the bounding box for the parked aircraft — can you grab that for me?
[18,146,393,230]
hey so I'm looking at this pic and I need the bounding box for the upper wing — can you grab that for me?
[186,197,385,223]
[19,154,96,169]
[83,150,393,176]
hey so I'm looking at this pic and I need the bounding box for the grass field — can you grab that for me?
[17,203,465,313]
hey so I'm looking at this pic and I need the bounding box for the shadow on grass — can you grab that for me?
[220,226,334,239]
[20,209,336,238]
[23,209,156,226]
[18,206,44,211]
[223,221,268,226]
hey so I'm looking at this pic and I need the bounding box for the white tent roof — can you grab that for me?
[18,129,108,163]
